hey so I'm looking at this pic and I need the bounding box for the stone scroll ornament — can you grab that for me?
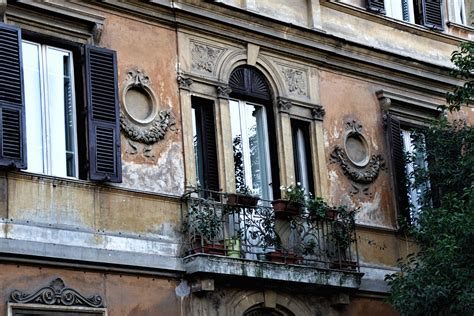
[9,278,104,308]
[120,68,176,145]
[331,120,385,195]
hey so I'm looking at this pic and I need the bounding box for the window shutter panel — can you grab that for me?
[196,101,219,192]
[0,23,26,169]
[85,45,121,182]
[386,114,410,221]
[421,0,444,30]
[367,0,386,13]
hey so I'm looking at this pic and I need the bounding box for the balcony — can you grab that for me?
[181,189,363,290]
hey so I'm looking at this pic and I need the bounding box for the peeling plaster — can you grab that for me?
[356,192,383,226]
[323,130,330,148]
[120,143,184,195]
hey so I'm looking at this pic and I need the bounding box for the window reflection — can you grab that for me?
[230,100,272,200]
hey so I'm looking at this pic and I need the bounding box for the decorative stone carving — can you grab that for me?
[311,105,326,120]
[177,75,193,90]
[331,119,385,195]
[277,98,292,113]
[121,68,176,145]
[280,66,307,97]
[217,85,232,99]
[331,146,384,184]
[9,278,104,308]
[92,23,103,45]
[120,110,176,145]
[191,41,225,75]
[0,0,6,23]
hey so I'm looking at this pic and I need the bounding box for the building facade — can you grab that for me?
[0,0,472,315]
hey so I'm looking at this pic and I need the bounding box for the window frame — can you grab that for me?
[229,98,273,200]
[291,119,315,197]
[0,22,122,183]
[22,39,79,179]
[378,89,442,224]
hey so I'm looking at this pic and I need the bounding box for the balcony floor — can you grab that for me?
[183,254,363,289]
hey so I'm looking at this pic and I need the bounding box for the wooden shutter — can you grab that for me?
[421,0,444,30]
[0,23,26,169]
[85,45,121,182]
[193,98,219,192]
[367,0,386,13]
[386,114,410,221]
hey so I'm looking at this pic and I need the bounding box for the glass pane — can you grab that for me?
[22,41,45,174]
[246,104,261,195]
[230,100,271,199]
[230,100,246,192]
[46,47,76,178]
[401,129,430,218]
[294,127,310,194]
[191,106,204,187]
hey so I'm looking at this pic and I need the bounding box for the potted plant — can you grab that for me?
[185,202,224,255]
[227,186,259,207]
[329,205,357,269]
[306,197,328,220]
[272,183,305,216]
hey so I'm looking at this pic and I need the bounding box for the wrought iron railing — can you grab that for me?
[181,189,359,271]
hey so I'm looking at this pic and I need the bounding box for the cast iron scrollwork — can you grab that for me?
[9,278,104,308]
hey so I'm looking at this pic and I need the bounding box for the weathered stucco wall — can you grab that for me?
[0,264,181,316]
[100,12,184,196]
[320,70,395,229]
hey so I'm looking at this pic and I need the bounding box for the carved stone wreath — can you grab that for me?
[331,119,385,185]
[9,278,104,308]
[120,110,176,145]
[121,68,176,144]
[331,146,384,184]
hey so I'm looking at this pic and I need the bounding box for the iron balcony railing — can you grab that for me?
[181,189,360,271]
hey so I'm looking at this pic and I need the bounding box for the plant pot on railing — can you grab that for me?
[325,208,339,220]
[330,259,357,270]
[266,251,302,264]
[272,199,303,218]
[224,237,241,258]
[227,193,259,207]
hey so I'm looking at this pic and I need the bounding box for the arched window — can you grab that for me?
[228,66,279,200]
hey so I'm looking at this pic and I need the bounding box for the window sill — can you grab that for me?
[3,171,180,201]
[447,21,474,33]
[322,0,464,45]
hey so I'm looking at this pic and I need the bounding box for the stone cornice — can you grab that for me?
[79,1,459,97]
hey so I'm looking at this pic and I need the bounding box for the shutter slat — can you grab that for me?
[421,0,444,30]
[367,0,386,13]
[85,45,121,182]
[193,98,219,192]
[0,22,26,169]
[386,114,410,222]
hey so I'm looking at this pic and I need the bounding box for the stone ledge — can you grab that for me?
[183,254,363,289]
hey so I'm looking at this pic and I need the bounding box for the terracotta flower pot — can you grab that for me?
[330,260,357,270]
[271,199,302,218]
[227,193,259,206]
[266,251,301,264]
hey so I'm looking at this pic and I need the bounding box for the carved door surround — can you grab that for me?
[8,278,106,315]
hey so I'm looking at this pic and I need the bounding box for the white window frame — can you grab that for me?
[22,40,79,179]
[450,0,468,24]
[384,0,415,23]
[229,99,273,201]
